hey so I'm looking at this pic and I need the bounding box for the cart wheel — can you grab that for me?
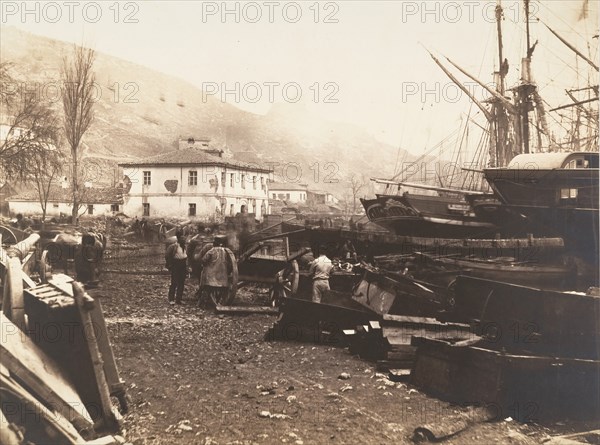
[39,249,52,284]
[0,226,18,245]
[209,248,238,307]
[2,257,26,330]
[446,279,457,309]
[270,260,299,307]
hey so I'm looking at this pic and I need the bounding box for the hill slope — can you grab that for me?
[1,26,410,196]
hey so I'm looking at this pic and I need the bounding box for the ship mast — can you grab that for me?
[496,1,505,96]
[491,0,511,166]
[514,0,536,155]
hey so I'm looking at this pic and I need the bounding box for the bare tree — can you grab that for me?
[61,46,96,223]
[30,147,63,221]
[349,174,365,214]
[341,190,352,215]
[0,62,61,180]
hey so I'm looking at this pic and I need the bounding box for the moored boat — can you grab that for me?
[483,151,599,267]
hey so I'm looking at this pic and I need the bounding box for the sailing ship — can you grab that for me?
[362,0,599,245]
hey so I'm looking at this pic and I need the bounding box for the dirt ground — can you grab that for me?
[96,240,596,445]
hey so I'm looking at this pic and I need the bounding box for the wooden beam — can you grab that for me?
[215,304,279,314]
[0,313,93,432]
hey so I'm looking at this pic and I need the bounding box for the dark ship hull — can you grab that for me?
[484,157,599,270]
[360,193,500,239]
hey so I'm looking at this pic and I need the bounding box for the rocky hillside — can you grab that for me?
[1,26,412,195]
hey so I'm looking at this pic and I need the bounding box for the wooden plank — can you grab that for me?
[368,320,381,330]
[0,313,93,431]
[388,344,416,353]
[215,304,279,314]
[545,430,600,445]
[376,359,414,371]
[389,369,411,381]
[413,406,496,442]
[0,371,87,443]
[49,274,75,297]
[383,313,471,327]
[72,282,121,432]
[387,351,416,361]
[88,299,128,413]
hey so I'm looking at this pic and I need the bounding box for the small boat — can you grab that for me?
[362,187,499,239]
[414,251,576,291]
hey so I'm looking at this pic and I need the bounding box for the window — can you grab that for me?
[286,193,290,200]
[189,203,196,216]
[87,205,94,215]
[273,193,276,199]
[53,203,59,208]
[230,173,234,188]
[560,188,578,200]
[221,172,226,188]
[566,158,588,169]
[189,171,198,186]
[229,204,234,216]
[111,204,119,212]
[143,171,151,185]
[143,203,150,216]
[253,176,257,190]
[241,174,246,189]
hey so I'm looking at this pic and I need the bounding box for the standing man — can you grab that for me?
[192,238,214,306]
[309,245,334,303]
[165,231,188,305]
[340,240,358,262]
[200,235,231,305]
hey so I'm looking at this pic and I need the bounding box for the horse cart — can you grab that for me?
[187,233,310,311]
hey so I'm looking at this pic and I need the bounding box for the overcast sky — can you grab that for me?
[2,1,598,155]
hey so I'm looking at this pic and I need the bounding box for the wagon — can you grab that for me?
[187,233,309,309]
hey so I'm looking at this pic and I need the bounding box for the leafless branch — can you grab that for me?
[61,45,96,222]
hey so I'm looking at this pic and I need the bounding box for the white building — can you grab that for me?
[119,145,271,219]
[7,184,123,218]
[269,182,308,203]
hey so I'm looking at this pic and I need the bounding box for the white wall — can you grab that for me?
[121,165,270,219]
[8,201,119,218]
[270,189,306,202]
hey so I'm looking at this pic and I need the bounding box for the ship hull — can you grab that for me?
[361,194,499,239]
[483,168,599,262]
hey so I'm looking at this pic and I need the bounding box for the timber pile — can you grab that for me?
[1,248,128,445]
[410,276,600,421]
[343,315,476,372]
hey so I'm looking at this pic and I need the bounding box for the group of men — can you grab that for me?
[165,231,361,306]
[165,231,230,306]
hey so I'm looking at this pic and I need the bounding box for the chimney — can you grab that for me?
[179,136,223,157]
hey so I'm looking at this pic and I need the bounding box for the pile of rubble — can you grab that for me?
[1,227,128,444]
[269,264,600,425]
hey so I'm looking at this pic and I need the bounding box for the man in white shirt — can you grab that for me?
[308,246,334,303]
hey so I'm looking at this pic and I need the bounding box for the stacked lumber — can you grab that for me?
[343,315,476,372]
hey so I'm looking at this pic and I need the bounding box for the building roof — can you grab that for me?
[8,185,123,204]
[506,152,599,169]
[119,148,271,173]
[269,181,308,191]
[307,189,329,195]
